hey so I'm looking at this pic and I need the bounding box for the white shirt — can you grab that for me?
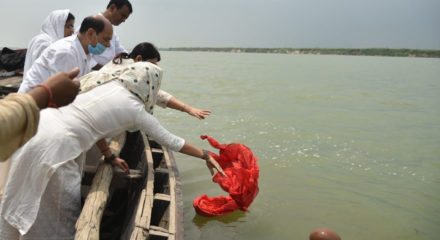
[0,81,185,235]
[89,13,127,68]
[18,35,90,93]
[23,9,70,76]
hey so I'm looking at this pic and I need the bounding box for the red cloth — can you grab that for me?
[193,135,259,217]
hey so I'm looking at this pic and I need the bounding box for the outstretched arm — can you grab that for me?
[28,67,80,108]
[0,68,80,162]
[135,107,225,177]
[178,142,226,177]
[156,90,211,120]
[166,96,211,120]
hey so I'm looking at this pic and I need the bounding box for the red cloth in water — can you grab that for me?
[193,135,259,217]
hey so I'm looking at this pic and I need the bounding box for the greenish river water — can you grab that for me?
[155,51,440,240]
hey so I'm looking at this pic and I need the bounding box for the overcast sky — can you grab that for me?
[1,0,439,49]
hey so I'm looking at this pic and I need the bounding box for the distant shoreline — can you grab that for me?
[161,48,440,58]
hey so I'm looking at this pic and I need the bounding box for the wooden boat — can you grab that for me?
[76,131,184,240]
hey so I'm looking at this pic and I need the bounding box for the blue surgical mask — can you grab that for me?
[88,34,107,55]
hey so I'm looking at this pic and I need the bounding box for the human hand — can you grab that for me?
[111,157,130,174]
[205,155,227,177]
[187,106,211,120]
[44,67,80,107]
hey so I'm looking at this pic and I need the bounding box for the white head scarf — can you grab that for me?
[79,59,163,114]
[41,9,70,40]
[23,9,71,75]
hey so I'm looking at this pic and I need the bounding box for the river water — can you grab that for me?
[155,51,440,240]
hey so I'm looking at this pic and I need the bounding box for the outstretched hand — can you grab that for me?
[111,157,130,174]
[45,67,80,107]
[205,155,227,177]
[187,106,211,120]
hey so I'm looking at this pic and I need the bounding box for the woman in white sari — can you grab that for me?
[0,42,225,239]
[22,9,75,77]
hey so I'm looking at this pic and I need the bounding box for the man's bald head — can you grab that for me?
[79,15,112,35]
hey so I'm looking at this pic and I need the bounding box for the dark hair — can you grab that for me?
[107,0,133,13]
[79,16,105,34]
[66,12,75,22]
[113,42,161,64]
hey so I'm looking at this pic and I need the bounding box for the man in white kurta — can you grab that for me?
[23,9,74,76]
[18,35,89,93]
[90,0,133,70]
[18,15,114,93]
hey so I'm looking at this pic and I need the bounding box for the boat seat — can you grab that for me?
[155,167,169,174]
[114,168,143,179]
[149,225,171,237]
[154,193,171,202]
[151,147,164,153]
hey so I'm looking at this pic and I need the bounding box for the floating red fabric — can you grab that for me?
[193,135,259,217]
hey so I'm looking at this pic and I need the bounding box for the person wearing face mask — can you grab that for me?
[23,9,76,77]
[18,15,113,93]
[90,0,133,70]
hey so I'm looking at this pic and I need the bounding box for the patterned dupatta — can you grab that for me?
[79,59,163,114]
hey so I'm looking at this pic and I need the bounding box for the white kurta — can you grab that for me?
[18,35,90,93]
[0,80,185,237]
[23,9,70,76]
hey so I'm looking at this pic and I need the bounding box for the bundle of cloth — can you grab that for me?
[0,47,26,73]
[193,135,259,217]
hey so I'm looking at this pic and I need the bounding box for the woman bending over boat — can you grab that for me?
[0,42,225,239]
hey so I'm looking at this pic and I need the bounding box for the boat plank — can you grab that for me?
[162,148,176,235]
[75,133,126,240]
[129,134,156,239]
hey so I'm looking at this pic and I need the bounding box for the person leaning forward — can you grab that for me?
[18,15,113,93]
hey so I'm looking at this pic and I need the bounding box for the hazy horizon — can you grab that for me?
[1,0,439,50]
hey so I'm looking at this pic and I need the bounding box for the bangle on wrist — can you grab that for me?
[201,149,210,161]
[104,154,116,163]
[36,84,58,108]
